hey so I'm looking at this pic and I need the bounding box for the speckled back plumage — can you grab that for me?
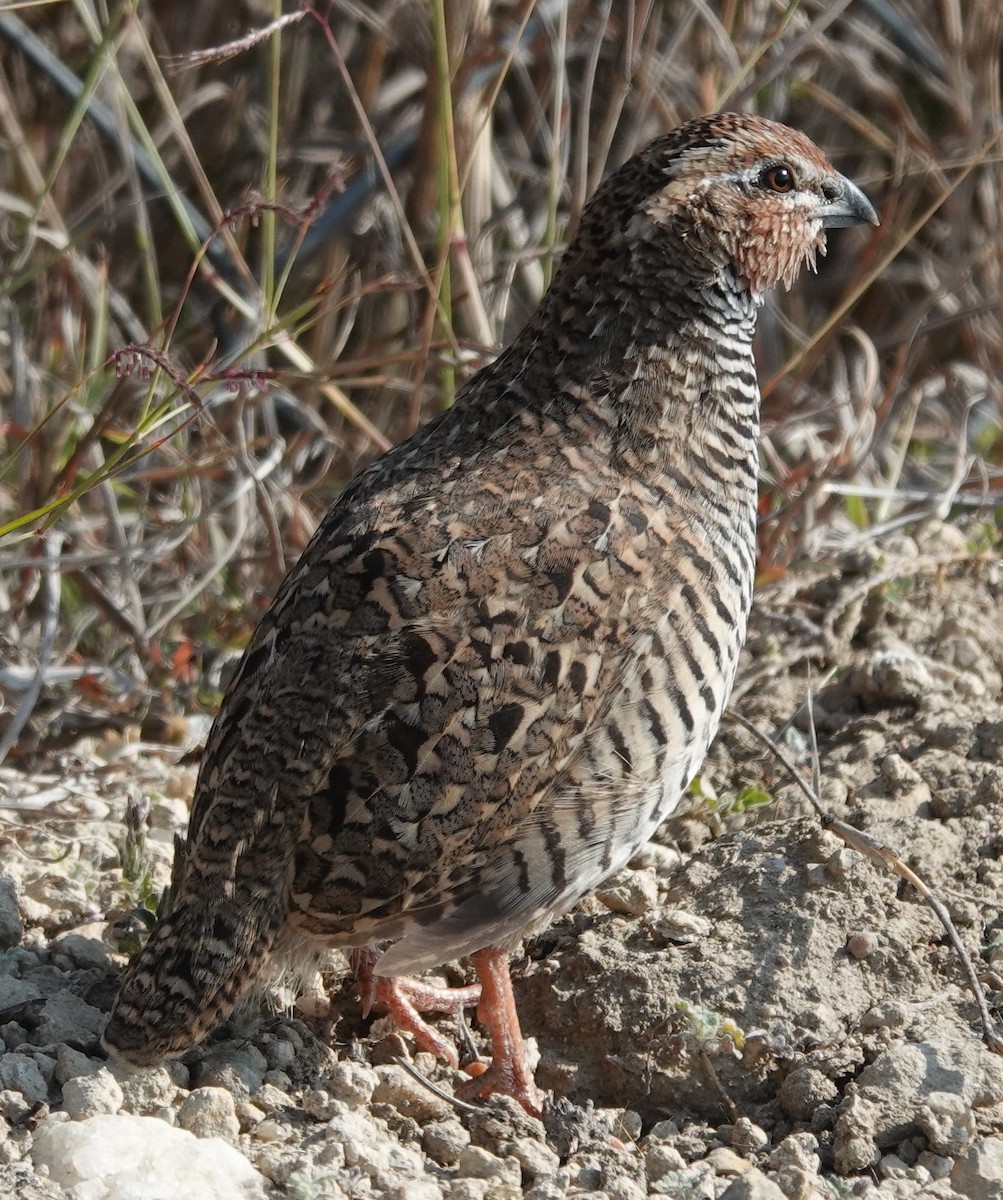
[105,113,877,1063]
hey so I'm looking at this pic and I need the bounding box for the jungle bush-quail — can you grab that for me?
[105,113,877,1114]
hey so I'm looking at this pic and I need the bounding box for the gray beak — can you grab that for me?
[817,173,879,229]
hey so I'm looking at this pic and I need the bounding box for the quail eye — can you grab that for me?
[759,164,796,193]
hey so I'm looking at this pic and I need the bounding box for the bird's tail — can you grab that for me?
[104,820,292,1064]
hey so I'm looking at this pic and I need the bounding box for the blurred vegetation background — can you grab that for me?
[1,0,1001,761]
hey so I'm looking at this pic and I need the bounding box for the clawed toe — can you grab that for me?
[351,947,481,1068]
[348,945,543,1115]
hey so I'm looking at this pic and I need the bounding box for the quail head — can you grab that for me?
[105,112,877,1114]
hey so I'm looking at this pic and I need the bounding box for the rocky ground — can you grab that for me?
[1,518,1002,1199]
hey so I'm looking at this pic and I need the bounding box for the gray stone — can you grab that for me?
[51,927,112,969]
[195,1046,268,1097]
[54,1044,101,1085]
[0,1052,47,1105]
[0,878,23,949]
[33,989,104,1046]
[0,977,41,1012]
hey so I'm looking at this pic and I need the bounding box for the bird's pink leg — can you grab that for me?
[456,946,544,1116]
[350,948,481,1068]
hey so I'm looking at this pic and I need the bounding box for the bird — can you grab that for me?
[104,112,877,1115]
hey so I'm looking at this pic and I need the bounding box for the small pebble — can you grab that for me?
[859,1000,911,1030]
[423,1119,470,1166]
[326,1059,378,1105]
[719,1167,787,1199]
[457,1144,521,1186]
[595,868,658,916]
[706,1146,752,1174]
[507,1135,561,1181]
[177,1086,240,1141]
[779,1066,839,1120]
[196,1047,268,1097]
[448,1181,489,1200]
[824,849,858,881]
[846,931,880,959]
[251,1117,291,1143]
[373,1063,452,1121]
[645,1140,687,1180]
[878,1152,912,1179]
[252,1082,293,1115]
[730,1117,769,1152]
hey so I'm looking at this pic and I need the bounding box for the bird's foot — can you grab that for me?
[349,945,542,1116]
[455,946,544,1117]
[351,948,481,1069]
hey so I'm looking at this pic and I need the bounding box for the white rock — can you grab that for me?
[952,1137,1003,1200]
[645,1140,686,1180]
[31,1112,268,1199]
[918,1089,976,1154]
[62,1068,124,1119]
[108,1062,179,1114]
[0,1086,33,1122]
[877,1153,912,1179]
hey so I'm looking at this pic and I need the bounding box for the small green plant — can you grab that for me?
[673,999,746,1057]
[688,775,774,834]
[110,787,166,956]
